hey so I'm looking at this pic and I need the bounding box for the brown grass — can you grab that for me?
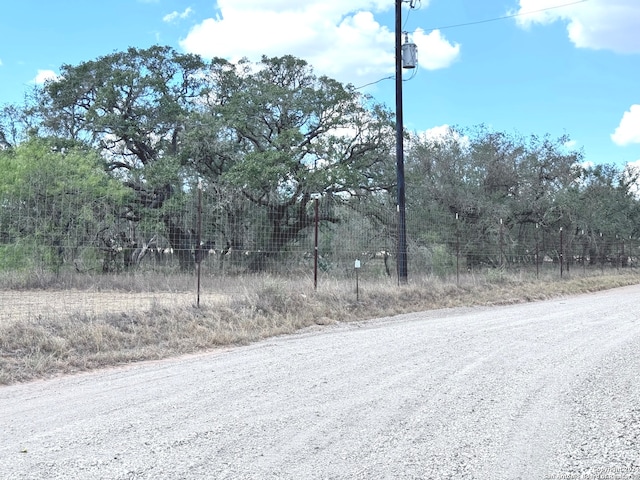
[1,270,639,385]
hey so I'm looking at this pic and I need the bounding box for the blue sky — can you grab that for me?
[1,0,639,167]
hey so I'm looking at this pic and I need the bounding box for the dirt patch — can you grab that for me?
[0,290,226,322]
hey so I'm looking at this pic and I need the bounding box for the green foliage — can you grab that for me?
[0,138,129,271]
[19,49,398,272]
[26,46,213,266]
[405,126,639,268]
[0,244,39,271]
[188,55,395,260]
[41,46,206,165]
[4,46,639,276]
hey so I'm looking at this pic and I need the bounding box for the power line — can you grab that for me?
[356,0,589,90]
[355,75,394,90]
[423,0,588,33]
[402,0,422,31]
[355,73,418,90]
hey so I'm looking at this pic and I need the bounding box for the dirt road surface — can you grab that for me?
[2,285,640,479]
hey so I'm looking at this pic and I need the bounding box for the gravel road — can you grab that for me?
[2,285,640,480]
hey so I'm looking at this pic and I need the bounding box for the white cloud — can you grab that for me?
[412,29,460,70]
[513,0,640,53]
[421,124,454,141]
[611,105,640,146]
[580,160,594,170]
[179,0,459,85]
[0,58,3,67]
[163,7,193,23]
[418,124,470,149]
[624,159,640,177]
[32,69,59,84]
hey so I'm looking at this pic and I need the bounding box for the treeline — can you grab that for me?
[406,127,640,271]
[0,46,638,276]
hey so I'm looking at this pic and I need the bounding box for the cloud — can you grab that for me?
[625,159,640,175]
[412,29,460,70]
[513,0,640,53]
[179,0,459,85]
[612,105,640,146]
[418,124,470,149]
[32,69,59,84]
[163,7,193,23]
[611,105,640,146]
[0,58,3,67]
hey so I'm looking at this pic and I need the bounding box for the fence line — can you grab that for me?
[1,184,637,321]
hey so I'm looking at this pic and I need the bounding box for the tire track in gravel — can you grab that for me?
[1,285,639,479]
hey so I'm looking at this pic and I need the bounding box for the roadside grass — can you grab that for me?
[1,270,639,385]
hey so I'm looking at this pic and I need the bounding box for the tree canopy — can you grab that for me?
[1,47,638,275]
[182,55,395,269]
[0,138,129,271]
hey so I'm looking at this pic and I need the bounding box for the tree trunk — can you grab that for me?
[165,218,195,271]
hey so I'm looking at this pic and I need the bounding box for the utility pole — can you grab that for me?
[395,0,408,284]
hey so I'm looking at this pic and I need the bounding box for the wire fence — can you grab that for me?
[1,183,637,322]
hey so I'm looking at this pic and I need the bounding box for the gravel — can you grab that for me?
[1,284,640,479]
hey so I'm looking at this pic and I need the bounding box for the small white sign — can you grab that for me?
[355,259,361,269]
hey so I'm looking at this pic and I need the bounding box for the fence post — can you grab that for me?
[535,223,539,279]
[566,226,570,276]
[455,213,460,285]
[355,259,361,301]
[560,227,564,278]
[314,196,319,291]
[196,181,203,307]
[582,229,586,274]
[499,218,504,269]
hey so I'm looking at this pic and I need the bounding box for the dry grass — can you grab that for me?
[1,270,639,385]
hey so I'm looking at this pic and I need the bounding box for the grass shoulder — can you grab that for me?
[1,271,638,385]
